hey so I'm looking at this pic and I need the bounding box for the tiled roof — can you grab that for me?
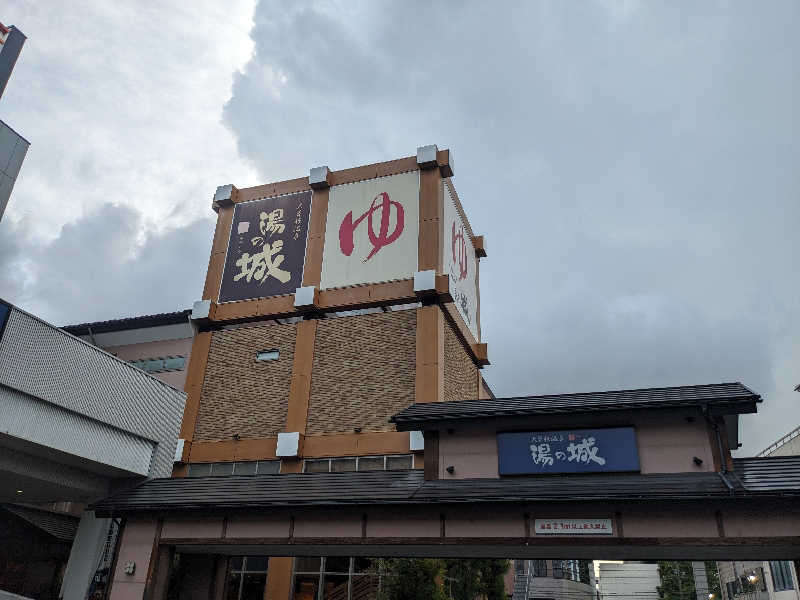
[90,464,799,517]
[62,309,191,335]
[733,456,800,492]
[391,382,760,430]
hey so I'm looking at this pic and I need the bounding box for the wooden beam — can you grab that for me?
[415,305,444,404]
[179,331,213,442]
[286,319,318,435]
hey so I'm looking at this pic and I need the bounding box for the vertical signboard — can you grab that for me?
[443,183,479,340]
[497,427,640,475]
[219,191,312,303]
[320,171,420,290]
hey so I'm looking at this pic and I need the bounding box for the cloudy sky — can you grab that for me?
[1,1,798,454]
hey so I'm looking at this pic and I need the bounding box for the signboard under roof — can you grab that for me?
[320,170,420,290]
[497,427,640,475]
[219,191,312,303]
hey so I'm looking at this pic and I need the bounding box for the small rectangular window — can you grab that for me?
[386,455,413,470]
[771,561,795,591]
[187,463,212,477]
[233,462,257,476]
[304,459,330,473]
[331,458,356,472]
[163,356,186,371]
[357,456,385,471]
[257,460,280,474]
[256,349,280,362]
[144,358,165,372]
[211,462,234,477]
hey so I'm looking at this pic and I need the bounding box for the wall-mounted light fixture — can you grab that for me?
[446,465,455,474]
[693,456,703,466]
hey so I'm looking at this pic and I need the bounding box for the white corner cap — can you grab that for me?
[214,184,234,203]
[309,166,330,187]
[294,286,317,308]
[416,145,438,166]
[191,299,211,320]
[413,270,437,293]
[173,438,185,463]
[410,430,424,452]
[276,431,300,457]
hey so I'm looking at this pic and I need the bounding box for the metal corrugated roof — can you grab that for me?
[62,309,191,336]
[733,456,800,492]
[1,504,80,541]
[391,382,760,429]
[90,466,795,517]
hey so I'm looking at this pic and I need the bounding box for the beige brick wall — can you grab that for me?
[306,310,416,435]
[194,321,297,441]
[444,319,478,402]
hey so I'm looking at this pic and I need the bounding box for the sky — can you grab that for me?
[1,0,798,455]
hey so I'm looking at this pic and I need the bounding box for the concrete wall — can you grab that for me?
[0,118,28,221]
[61,511,113,600]
[437,412,717,479]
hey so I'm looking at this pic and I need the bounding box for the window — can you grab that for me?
[292,557,380,600]
[532,560,547,577]
[164,356,186,370]
[212,462,234,477]
[129,355,186,373]
[302,455,414,473]
[187,460,281,477]
[771,561,795,591]
[257,460,280,474]
[256,349,280,362]
[226,557,268,600]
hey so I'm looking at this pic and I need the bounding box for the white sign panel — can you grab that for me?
[321,171,420,290]
[534,518,613,535]
[443,183,479,340]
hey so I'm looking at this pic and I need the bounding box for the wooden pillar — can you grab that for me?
[178,331,213,464]
[418,167,444,273]
[203,203,235,302]
[286,319,318,435]
[265,557,295,600]
[415,305,444,404]
[302,187,329,288]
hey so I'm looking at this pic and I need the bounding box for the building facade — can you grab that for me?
[717,426,800,600]
[0,299,186,600]
[0,21,29,221]
[88,149,800,600]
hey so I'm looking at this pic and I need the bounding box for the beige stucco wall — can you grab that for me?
[105,337,193,390]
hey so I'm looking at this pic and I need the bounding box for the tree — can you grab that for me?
[657,562,697,600]
[380,558,446,600]
[705,562,721,600]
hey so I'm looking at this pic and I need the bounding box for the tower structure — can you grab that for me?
[173,146,490,598]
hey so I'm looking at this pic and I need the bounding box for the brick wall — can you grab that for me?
[306,309,416,435]
[194,321,297,441]
[444,318,478,402]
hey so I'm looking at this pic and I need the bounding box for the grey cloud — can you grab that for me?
[0,204,215,326]
[224,0,800,454]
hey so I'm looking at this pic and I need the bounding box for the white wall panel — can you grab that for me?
[0,308,185,477]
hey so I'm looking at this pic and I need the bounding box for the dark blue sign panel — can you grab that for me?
[0,300,10,341]
[497,427,639,475]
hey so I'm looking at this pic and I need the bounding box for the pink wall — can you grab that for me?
[109,518,159,600]
[438,415,717,479]
[106,338,192,390]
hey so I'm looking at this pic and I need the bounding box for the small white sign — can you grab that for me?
[534,518,613,535]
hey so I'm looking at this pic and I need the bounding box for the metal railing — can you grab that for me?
[757,425,800,457]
